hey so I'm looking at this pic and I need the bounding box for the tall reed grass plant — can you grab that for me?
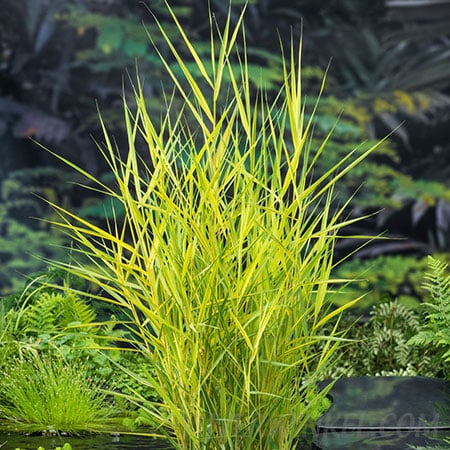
[46,4,382,449]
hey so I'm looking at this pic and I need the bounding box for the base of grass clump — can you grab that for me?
[0,353,117,435]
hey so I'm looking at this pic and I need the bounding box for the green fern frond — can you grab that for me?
[58,293,96,326]
[423,256,450,328]
[323,299,437,378]
[407,330,436,347]
[404,256,450,376]
[21,292,58,334]
[19,291,96,335]
[371,301,421,334]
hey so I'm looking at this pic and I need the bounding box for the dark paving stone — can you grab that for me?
[313,376,450,449]
[313,429,450,449]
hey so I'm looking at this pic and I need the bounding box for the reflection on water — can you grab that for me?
[0,432,316,450]
[0,432,171,450]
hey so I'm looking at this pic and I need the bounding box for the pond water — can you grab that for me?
[0,432,315,450]
[0,432,170,450]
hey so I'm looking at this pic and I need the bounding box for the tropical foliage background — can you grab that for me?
[1,0,450,302]
[1,0,450,343]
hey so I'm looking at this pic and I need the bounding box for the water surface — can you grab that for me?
[0,432,170,450]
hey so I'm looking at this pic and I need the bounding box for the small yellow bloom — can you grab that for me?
[393,90,416,114]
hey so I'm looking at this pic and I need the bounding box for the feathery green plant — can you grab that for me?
[324,300,436,378]
[43,3,384,449]
[0,274,130,383]
[409,256,450,376]
[19,291,96,334]
[0,353,114,434]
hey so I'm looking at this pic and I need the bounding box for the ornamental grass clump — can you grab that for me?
[45,4,382,449]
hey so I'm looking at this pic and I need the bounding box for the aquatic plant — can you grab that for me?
[44,3,383,449]
[0,353,114,434]
[13,445,72,450]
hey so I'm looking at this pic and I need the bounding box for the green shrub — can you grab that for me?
[0,277,122,373]
[325,300,436,378]
[0,268,160,421]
